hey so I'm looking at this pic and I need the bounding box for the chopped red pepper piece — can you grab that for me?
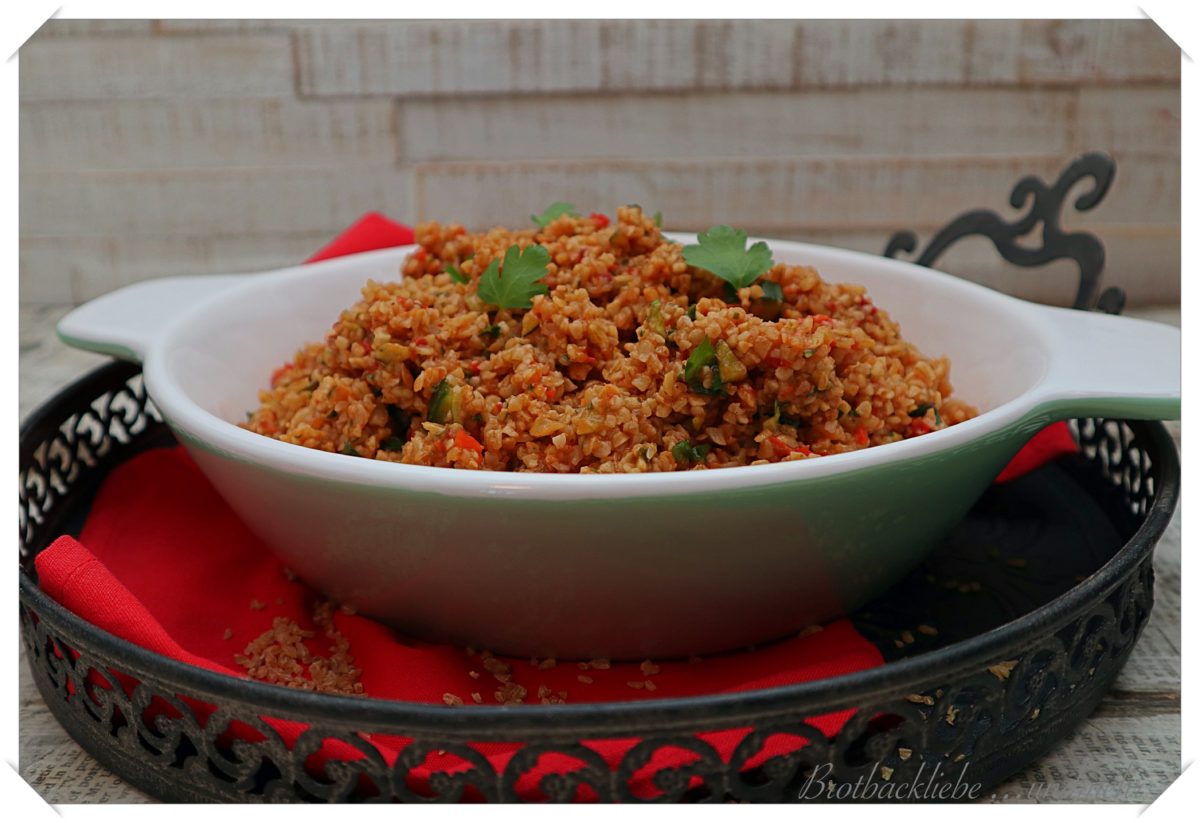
[854,427,870,446]
[590,212,610,229]
[454,429,484,454]
[270,363,292,387]
[909,419,932,436]
[811,314,835,327]
[769,436,812,457]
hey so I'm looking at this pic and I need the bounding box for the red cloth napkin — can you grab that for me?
[35,215,1078,800]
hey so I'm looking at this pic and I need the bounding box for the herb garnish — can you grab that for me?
[682,336,725,396]
[671,440,710,465]
[380,436,405,451]
[531,202,579,227]
[339,442,359,456]
[653,211,663,228]
[446,264,469,284]
[481,323,503,339]
[683,225,774,292]
[477,244,551,310]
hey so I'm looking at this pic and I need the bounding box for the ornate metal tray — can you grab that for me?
[18,152,1180,802]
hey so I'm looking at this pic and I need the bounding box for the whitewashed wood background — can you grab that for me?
[19,19,1180,306]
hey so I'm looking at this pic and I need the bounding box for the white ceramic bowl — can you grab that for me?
[58,237,1180,659]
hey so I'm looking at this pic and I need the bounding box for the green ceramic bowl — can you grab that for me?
[57,237,1180,660]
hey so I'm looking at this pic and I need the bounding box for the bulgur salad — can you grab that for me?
[243,205,976,472]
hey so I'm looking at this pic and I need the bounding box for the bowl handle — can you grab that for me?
[1033,304,1180,421]
[57,275,249,363]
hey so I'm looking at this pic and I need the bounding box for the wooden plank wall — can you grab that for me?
[19,19,1180,306]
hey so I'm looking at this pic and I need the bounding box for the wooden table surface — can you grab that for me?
[17,303,1181,804]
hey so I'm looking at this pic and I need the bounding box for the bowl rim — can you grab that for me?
[140,237,1056,500]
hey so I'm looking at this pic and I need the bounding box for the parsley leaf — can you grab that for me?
[531,202,579,227]
[682,336,725,396]
[653,211,663,228]
[671,440,710,465]
[682,225,774,291]
[760,280,783,302]
[477,244,550,310]
[910,403,943,426]
[446,264,469,284]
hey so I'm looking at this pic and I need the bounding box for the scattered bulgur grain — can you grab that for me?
[234,606,364,696]
[468,670,481,680]
[988,660,1018,680]
[906,694,935,706]
[471,692,483,704]
[339,603,357,615]
[249,599,266,611]
[880,766,894,781]
[917,624,938,636]
[644,681,657,692]
[898,747,912,761]
[900,630,915,644]
[894,639,905,649]
[627,681,645,690]
[538,657,557,671]
[577,662,590,670]
[590,658,611,670]
[495,682,528,705]
[578,675,594,684]
[640,660,660,676]
[1031,708,1040,720]
[443,693,464,707]
[222,628,234,641]
[945,706,959,726]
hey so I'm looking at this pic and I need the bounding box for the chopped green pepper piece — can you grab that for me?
[646,300,667,338]
[714,339,747,383]
[683,337,724,396]
[427,379,455,423]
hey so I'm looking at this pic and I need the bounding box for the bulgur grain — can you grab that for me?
[244,207,975,471]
